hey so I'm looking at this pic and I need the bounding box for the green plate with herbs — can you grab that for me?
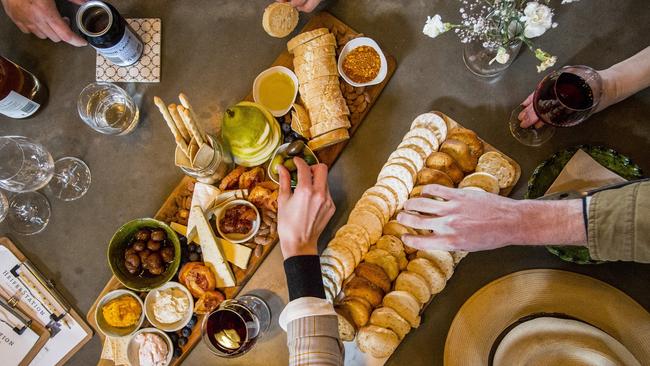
[526,145,643,264]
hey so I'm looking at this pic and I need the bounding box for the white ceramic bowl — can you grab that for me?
[144,281,194,332]
[95,289,145,338]
[127,327,174,366]
[216,199,261,244]
[253,66,299,117]
[337,37,388,87]
[267,142,319,187]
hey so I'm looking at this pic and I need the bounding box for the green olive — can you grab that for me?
[286,140,305,156]
[303,154,317,165]
[270,155,284,175]
[283,158,297,172]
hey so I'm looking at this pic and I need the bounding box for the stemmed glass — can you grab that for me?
[509,65,603,146]
[0,136,92,235]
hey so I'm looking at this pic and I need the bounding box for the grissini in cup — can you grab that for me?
[154,96,190,155]
[177,105,205,147]
[179,93,208,142]
[168,103,191,143]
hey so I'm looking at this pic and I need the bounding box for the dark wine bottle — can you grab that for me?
[0,56,48,119]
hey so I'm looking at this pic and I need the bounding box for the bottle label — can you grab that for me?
[93,27,143,66]
[0,91,40,118]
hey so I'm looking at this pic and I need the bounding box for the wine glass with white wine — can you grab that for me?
[0,136,92,235]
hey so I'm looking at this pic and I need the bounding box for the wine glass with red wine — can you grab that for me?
[509,65,602,146]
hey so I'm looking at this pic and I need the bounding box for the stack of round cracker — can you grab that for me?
[288,28,351,151]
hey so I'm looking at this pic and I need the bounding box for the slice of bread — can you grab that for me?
[378,163,415,191]
[370,307,411,340]
[458,172,500,194]
[410,113,448,142]
[407,258,447,295]
[356,195,391,227]
[403,127,440,152]
[425,151,464,184]
[321,264,342,298]
[416,168,454,187]
[363,185,398,216]
[262,3,299,38]
[376,235,408,270]
[329,238,362,266]
[343,276,385,307]
[336,223,371,253]
[355,262,392,293]
[321,255,346,282]
[382,220,418,254]
[321,244,355,278]
[382,291,421,327]
[447,127,484,159]
[395,271,432,304]
[334,306,357,341]
[287,28,329,53]
[364,248,400,281]
[440,139,477,173]
[348,207,384,244]
[415,250,454,280]
[356,325,400,358]
[308,128,349,151]
[476,151,517,189]
[339,296,372,328]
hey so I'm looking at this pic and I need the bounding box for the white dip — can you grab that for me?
[153,288,189,324]
[135,333,168,366]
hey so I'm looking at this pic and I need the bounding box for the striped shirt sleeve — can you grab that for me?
[287,314,344,366]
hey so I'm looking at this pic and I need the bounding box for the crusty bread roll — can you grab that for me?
[425,151,464,184]
[407,258,447,295]
[447,127,484,160]
[343,276,385,307]
[440,139,478,173]
[376,235,408,270]
[415,250,455,280]
[395,271,432,304]
[416,168,454,187]
[476,151,517,189]
[458,172,500,194]
[364,248,400,281]
[356,325,400,358]
[382,291,421,327]
[370,307,411,340]
[339,296,372,328]
[334,306,357,341]
[355,262,392,293]
[262,2,299,38]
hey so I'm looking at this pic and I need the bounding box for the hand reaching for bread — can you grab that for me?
[397,184,587,252]
[276,0,322,13]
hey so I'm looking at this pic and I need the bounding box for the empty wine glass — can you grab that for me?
[0,136,92,235]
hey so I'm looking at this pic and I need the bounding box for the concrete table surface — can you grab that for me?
[1,1,649,365]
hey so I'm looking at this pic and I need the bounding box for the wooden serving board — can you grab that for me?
[87,11,396,366]
[343,111,521,365]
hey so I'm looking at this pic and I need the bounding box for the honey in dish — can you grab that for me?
[258,72,295,111]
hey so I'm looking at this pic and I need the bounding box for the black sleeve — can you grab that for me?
[283,255,326,301]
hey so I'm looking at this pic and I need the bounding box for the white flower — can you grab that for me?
[423,15,449,39]
[521,2,554,38]
[489,47,510,65]
[534,49,557,72]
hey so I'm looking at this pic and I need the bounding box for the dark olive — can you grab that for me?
[124,247,137,258]
[138,249,152,263]
[125,253,140,274]
[134,229,151,242]
[147,239,161,251]
[286,140,305,156]
[303,154,317,165]
[132,241,146,252]
[161,247,175,263]
[151,229,166,242]
[144,252,163,272]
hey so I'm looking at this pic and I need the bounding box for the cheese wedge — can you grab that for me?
[186,183,222,242]
[170,222,252,270]
[191,206,236,287]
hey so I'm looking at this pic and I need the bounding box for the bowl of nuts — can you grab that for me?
[108,218,181,292]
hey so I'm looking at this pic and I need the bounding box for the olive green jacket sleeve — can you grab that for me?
[588,181,650,263]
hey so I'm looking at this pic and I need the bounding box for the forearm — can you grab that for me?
[598,46,650,111]
[511,199,587,246]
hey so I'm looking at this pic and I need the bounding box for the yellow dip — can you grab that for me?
[258,72,295,111]
[102,295,141,328]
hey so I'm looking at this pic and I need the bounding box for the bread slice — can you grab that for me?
[308,128,349,152]
[329,237,362,266]
[410,113,448,142]
[356,325,400,358]
[370,307,411,340]
[321,244,355,278]
[403,127,440,153]
[382,220,418,254]
[343,276,385,307]
[322,274,336,302]
[425,151,464,184]
[378,163,415,191]
[415,250,454,280]
[416,168,454,187]
[321,255,346,282]
[339,296,372,328]
[388,146,425,173]
[376,176,410,206]
[335,223,371,254]
[309,116,351,137]
[334,306,357,341]
[440,139,477,173]
[287,28,329,53]
[348,207,384,244]
[447,127,484,159]
[355,262,392,293]
[356,195,391,226]
[407,258,447,295]
[262,3,299,38]
[398,136,434,158]
[291,104,311,139]
[476,151,517,189]
[458,172,500,194]
[395,271,432,304]
[364,248,400,281]
[321,264,342,297]
[382,291,421,327]
[363,185,398,216]
[376,235,408,270]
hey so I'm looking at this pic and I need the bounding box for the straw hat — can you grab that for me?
[444,269,650,365]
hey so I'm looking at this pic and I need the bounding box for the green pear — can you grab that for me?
[221,105,270,150]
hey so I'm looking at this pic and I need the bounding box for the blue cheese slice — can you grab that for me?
[191,206,236,287]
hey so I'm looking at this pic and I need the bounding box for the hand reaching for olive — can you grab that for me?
[277,157,335,259]
[1,0,88,46]
[276,0,322,13]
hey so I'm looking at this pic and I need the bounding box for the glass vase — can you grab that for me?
[463,40,522,78]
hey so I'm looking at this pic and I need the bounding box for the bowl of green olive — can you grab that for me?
[267,141,319,187]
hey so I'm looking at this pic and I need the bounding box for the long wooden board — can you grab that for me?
[87,11,396,366]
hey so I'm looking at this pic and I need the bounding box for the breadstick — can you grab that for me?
[177,105,205,147]
[153,96,189,155]
[168,103,191,143]
[179,93,207,141]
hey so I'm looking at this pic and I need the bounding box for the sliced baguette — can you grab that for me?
[364,248,400,281]
[354,262,392,293]
[407,257,447,294]
[334,306,357,341]
[415,250,454,280]
[395,271,432,304]
[476,151,517,189]
[262,3,299,38]
[382,291,421,327]
[343,276,385,307]
[357,325,400,358]
[458,172,500,194]
[370,307,411,340]
[339,296,372,328]
[287,28,329,53]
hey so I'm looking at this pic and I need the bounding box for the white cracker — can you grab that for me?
[411,113,448,142]
[378,163,415,190]
[404,127,440,152]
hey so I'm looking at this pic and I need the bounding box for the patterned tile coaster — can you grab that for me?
[95,18,161,83]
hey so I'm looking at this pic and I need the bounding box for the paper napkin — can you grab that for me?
[545,149,626,195]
